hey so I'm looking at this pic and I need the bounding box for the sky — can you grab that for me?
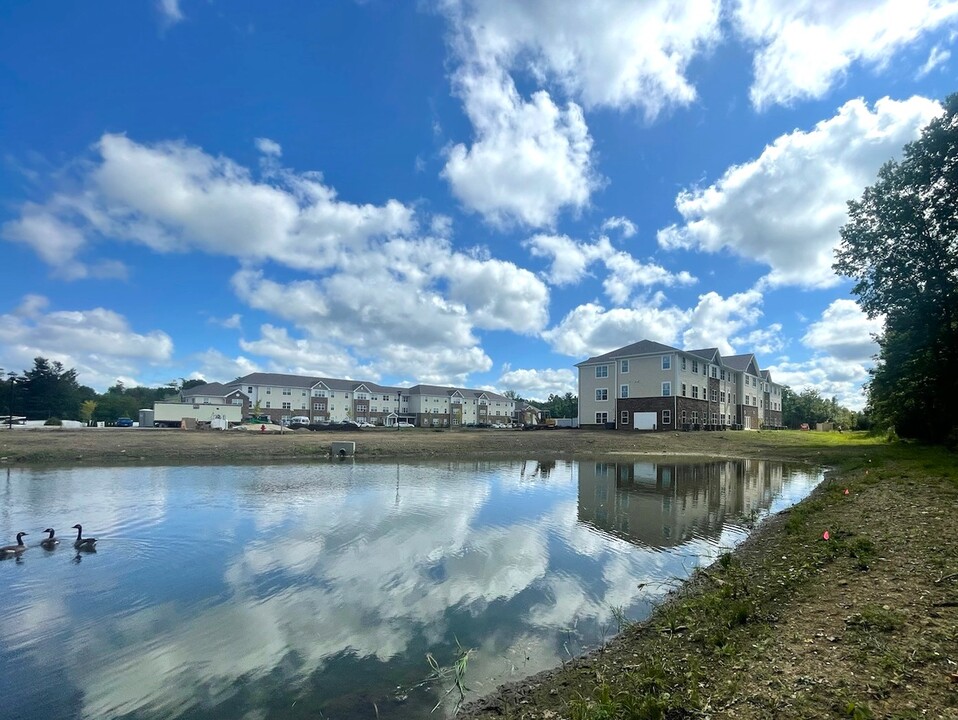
[1,1,956,409]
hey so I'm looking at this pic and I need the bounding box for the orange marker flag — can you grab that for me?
[823,530,830,541]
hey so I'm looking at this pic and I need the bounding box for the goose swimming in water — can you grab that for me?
[71,524,97,551]
[1,532,28,556]
[40,528,59,549]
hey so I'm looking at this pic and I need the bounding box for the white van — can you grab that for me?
[289,416,310,426]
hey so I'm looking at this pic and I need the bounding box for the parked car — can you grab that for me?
[396,421,414,428]
[115,417,134,427]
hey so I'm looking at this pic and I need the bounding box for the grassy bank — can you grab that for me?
[461,438,958,719]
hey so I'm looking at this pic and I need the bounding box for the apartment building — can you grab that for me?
[577,339,784,431]
[224,373,516,427]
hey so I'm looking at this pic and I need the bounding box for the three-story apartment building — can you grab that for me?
[224,373,516,427]
[577,339,784,432]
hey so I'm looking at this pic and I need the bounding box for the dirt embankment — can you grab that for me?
[0,425,838,466]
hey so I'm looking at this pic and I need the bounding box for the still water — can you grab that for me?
[0,458,820,720]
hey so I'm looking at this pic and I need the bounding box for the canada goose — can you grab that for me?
[40,528,59,549]
[1,532,28,556]
[71,524,97,551]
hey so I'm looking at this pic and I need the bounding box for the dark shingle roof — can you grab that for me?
[576,339,679,365]
[687,348,721,363]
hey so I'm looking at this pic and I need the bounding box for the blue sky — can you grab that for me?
[1,1,956,408]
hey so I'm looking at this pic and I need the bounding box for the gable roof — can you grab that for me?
[724,354,761,376]
[576,339,679,366]
[687,348,721,363]
[181,382,244,398]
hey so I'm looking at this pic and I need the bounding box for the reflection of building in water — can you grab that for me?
[577,460,785,549]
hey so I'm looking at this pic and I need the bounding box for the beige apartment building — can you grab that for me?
[577,339,784,432]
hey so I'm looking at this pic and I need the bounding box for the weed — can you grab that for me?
[425,637,475,714]
[845,605,904,633]
[843,700,874,719]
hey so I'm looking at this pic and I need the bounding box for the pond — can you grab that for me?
[0,458,820,720]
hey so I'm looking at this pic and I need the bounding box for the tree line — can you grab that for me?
[0,357,205,425]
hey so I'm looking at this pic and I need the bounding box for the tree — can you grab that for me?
[835,92,958,443]
[79,400,98,426]
[21,357,82,420]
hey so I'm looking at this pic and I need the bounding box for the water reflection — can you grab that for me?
[579,459,784,549]
[0,458,819,720]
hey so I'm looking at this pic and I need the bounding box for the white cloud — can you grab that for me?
[657,96,943,288]
[443,0,722,117]
[733,324,785,355]
[681,290,765,353]
[600,216,637,238]
[254,137,282,156]
[766,299,884,409]
[524,234,695,302]
[157,0,184,26]
[0,295,174,391]
[542,300,688,358]
[802,298,881,361]
[917,44,951,77]
[497,366,576,401]
[2,135,553,386]
[442,67,599,228]
[1,133,416,276]
[733,0,958,109]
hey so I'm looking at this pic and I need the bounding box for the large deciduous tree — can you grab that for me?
[835,92,958,443]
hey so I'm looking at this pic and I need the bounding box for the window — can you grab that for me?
[681,357,687,370]
[711,413,718,424]
[282,388,291,396]
[282,402,291,410]
[692,386,699,399]
[691,360,698,373]
[711,390,718,403]
[595,388,608,401]
[620,384,629,398]
[247,386,253,393]
[620,410,629,425]
[265,388,271,394]
[594,365,609,378]
[313,403,323,410]
[711,366,718,378]
[681,410,687,423]
[595,412,608,424]
[662,355,671,370]
[265,402,271,408]
[691,411,698,423]
[621,359,629,373]
[231,398,243,405]
[681,383,687,397]
[662,409,671,426]
[662,382,671,397]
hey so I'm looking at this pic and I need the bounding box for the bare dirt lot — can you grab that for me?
[3,427,957,718]
[0,425,835,466]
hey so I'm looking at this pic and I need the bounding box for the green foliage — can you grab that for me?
[541,392,577,419]
[835,92,958,443]
[43,417,62,426]
[782,386,859,429]
[22,357,83,420]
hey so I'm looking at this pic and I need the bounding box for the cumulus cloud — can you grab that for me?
[802,298,882,362]
[2,134,552,386]
[542,299,689,358]
[524,234,695,302]
[657,96,943,288]
[442,67,599,228]
[497,366,576,401]
[766,299,883,409]
[917,44,952,77]
[443,0,722,117]
[0,295,174,391]
[681,290,765,353]
[733,0,958,109]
